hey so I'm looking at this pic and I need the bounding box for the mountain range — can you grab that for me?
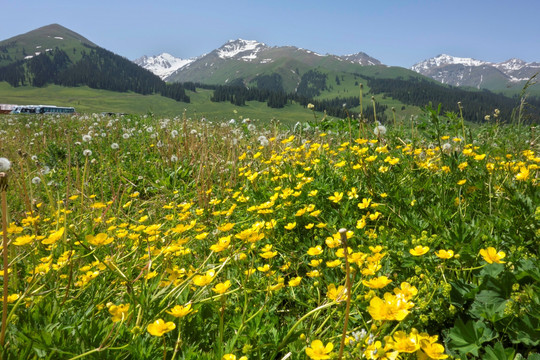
[411,54,540,91]
[137,43,539,95]
[136,39,386,93]
[1,24,538,122]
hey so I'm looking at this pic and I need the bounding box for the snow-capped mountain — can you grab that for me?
[412,54,540,89]
[135,39,384,88]
[134,53,194,80]
[216,39,267,61]
[339,52,382,66]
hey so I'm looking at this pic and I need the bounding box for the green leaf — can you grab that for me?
[482,342,515,360]
[447,318,497,357]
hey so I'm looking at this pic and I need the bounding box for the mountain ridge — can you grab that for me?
[411,54,540,90]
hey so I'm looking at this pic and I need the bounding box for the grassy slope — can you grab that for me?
[0,82,322,125]
[0,24,95,67]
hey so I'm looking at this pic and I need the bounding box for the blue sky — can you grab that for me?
[2,0,539,67]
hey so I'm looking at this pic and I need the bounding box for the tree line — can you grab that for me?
[363,76,540,123]
[0,46,190,103]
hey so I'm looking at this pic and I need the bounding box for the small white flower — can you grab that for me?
[0,157,11,171]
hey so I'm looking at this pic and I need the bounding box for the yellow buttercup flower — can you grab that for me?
[13,235,35,246]
[306,339,333,360]
[409,245,429,256]
[166,303,193,318]
[362,276,392,289]
[108,303,129,322]
[479,247,506,264]
[307,245,323,256]
[42,227,65,245]
[284,222,296,230]
[147,319,175,336]
[435,249,454,259]
[192,270,215,286]
[327,284,347,302]
[86,233,113,246]
[212,280,231,294]
[328,192,343,203]
[288,276,302,287]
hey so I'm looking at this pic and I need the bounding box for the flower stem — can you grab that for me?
[0,173,9,347]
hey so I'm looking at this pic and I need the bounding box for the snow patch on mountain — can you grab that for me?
[134,53,194,80]
[217,39,266,61]
[411,54,488,72]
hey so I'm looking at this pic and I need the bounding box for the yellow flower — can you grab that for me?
[515,166,530,181]
[390,330,420,353]
[328,192,343,203]
[41,227,65,245]
[435,249,454,259]
[167,303,193,318]
[393,282,418,300]
[358,198,372,209]
[288,277,302,287]
[108,303,129,322]
[147,319,176,336]
[13,234,35,246]
[212,280,231,294]
[479,247,506,264]
[308,259,323,267]
[192,270,215,286]
[306,339,333,360]
[457,179,467,186]
[284,222,296,230]
[326,259,342,268]
[409,245,429,256]
[306,270,320,278]
[86,233,113,246]
[307,245,323,256]
[420,339,448,359]
[210,236,231,252]
[267,278,285,291]
[362,276,392,289]
[257,264,271,272]
[5,294,19,303]
[260,250,278,259]
[368,292,413,321]
[327,284,347,302]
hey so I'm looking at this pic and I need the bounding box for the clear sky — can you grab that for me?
[1,0,539,68]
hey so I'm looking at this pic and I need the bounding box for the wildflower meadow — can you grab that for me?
[0,105,538,360]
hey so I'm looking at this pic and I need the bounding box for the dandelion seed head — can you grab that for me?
[31,176,41,184]
[83,149,92,157]
[374,125,387,136]
[82,134,92,142]
[0,157,11,171]
[111,143,119,150]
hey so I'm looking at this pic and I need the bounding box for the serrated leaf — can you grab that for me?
[447,318,497,357]
[482,342,515,360]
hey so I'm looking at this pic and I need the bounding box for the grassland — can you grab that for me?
[0,107,538,359]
